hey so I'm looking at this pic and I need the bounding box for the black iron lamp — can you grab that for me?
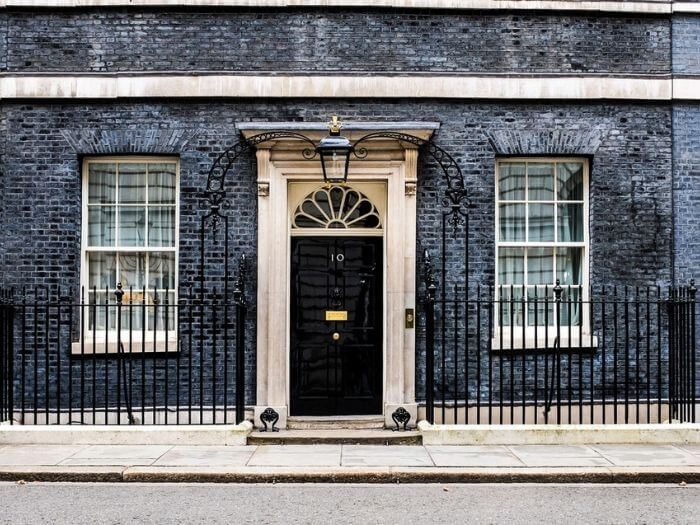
[316,116,352,185]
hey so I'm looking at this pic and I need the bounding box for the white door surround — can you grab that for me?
[244,122,437,428]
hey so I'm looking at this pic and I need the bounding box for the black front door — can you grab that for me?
[290,236,383,416]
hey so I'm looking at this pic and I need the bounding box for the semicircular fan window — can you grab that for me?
[293,185,382,229]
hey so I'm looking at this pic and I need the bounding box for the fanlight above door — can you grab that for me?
[292,185,382,229]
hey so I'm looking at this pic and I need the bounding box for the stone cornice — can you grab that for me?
[0,1,693,16]
[1,73,689,101]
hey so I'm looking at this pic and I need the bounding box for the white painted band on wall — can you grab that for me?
[0,74,688,100]
[674,1,700,13]
[0,0,678,15]
[673,78,700,100]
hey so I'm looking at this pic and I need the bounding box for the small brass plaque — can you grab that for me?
[325,310,348,321]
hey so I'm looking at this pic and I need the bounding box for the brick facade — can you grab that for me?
[0,6,696,411]
[0,10,670,75]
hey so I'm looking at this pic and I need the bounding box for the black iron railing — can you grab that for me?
[422,275,697,425]
[0,282,249,425]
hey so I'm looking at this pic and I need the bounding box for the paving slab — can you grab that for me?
[153,446,255,467]
[69,445,173,460]
[592,444,700,466]
[0,445,84,466]
[677,444,700,456]
[248,445,341,467]
[59,458,156,466]
[508,445,612,467]
[341,445,434,467]
[426,445,525,467]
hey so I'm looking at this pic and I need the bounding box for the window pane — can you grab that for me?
[528,203,555,242]
[149,291,177,331]
[118,163,147,204]
[527,247,554,285]
[148,252,176,290]
[499,287,524,327]
[558,203,584,242]
[148,163,176,204]
[556,247,583,286]
[527,287,554,327]
[148,208,175,247]
[88,207,115,246]
[119,253,146,290]
[88,252,116,289]
[498,163,526,201]
[88,292,117,331]
[557,162,584,201]
[528,163,554,200]
[499,203,526,241]
[118,207,146,247]
[498,247,524,285]
[88,163,116,204]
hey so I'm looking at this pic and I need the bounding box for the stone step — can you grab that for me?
[286,416,385,430]
[247,429,422,445]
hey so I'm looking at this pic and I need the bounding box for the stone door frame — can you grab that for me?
[243,122,437,428]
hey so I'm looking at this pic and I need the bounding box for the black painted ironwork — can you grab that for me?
[0,280,251,425]
[259,407,280,432]
[419,273,697,425]
[391,407,411,431]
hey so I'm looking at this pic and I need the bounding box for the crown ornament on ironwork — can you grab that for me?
[328,115,342,135]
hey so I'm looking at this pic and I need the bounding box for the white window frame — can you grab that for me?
[494,157,593,349]
[74,156,180,354]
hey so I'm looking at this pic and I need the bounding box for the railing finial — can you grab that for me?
[114,282,124,304]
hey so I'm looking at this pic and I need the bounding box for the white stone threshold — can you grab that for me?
[418,420,700,445]
[0,74,689,101]
[0,1,681,16]
[0,421,253,446]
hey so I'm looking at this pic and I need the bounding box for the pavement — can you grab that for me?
[1,443,700,483]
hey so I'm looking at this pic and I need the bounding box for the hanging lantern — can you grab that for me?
[316,116,352,185]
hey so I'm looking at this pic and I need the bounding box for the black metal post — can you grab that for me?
[423,250,436,425]
[234,255,247,425]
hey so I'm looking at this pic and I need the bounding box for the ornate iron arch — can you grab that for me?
[205,132,317,214]
[204,129,469,229]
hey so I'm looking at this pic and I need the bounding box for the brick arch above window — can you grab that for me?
[61,129,201,155]
[484,129,603,156]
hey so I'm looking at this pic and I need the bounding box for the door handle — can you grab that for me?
[332,332,341,342]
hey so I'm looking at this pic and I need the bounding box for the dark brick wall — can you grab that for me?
[673,15,700,74]
[0,100,674,409]
[0,9,670,74]
[0,105,6,284]
[673,105,700,285]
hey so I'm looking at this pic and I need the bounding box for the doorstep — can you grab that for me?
[247,429,421,445]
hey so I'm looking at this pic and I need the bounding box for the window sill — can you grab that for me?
[71,337,179,355]
[491,334,598,352]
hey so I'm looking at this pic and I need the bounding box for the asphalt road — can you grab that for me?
[0,482,697,524]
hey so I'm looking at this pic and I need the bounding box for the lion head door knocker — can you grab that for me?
[330,287,343,310]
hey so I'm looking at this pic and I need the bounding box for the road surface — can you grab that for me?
[0,482,697,524]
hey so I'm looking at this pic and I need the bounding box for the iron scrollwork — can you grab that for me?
[205,131,318,214]
[206,129,468,233]
[391,407,412,431]
[259,407,280,432]
[351,131,469,236]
